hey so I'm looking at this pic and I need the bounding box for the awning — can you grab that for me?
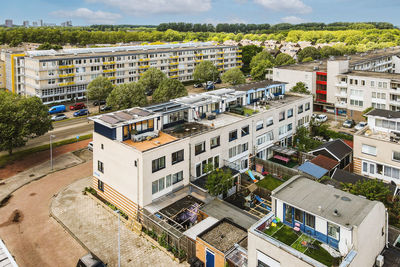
[273,154,290,163]
[298,161,328,179]
[271,145,297,156]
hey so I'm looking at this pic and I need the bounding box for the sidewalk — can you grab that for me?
[51,178,188,267]
[0,152,84,204]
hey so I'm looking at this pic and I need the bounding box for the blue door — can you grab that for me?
[206,249,215,267]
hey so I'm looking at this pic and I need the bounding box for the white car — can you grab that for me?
[51,114,68,121]
[354,121,367,131]
[314,114,328,123]
[87,141,93,151]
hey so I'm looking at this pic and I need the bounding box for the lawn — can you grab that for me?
[291,234,313,253]
[243,107,258,116]
[271,225,301,246]
[257,175,284,191]
[263,222,283,236]
[304,241,340,266]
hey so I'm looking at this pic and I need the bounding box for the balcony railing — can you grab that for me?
[335,82,348,88]
[59,65,74,69]
[58,81,75,86]
[139,58,150,62]
[103,69,116,72]
[103,61,116,65]
[59,73,75,78]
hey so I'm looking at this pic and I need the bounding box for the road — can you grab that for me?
[0,117,94,156]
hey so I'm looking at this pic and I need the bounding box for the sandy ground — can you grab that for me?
[0,161,92,267]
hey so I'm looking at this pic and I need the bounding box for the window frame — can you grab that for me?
[97,160,104,173]
[172,149,184,165]
[195,141,206,155]
[152,156,166,173]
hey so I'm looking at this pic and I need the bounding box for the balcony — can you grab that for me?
[139,65,149,69]
[103,69,116,73]
[195,60,203,63]
[59,73,75,78]
[194,53,203,56]
[103,61,116,65]
[168,68,179,72]
[253,214,342,267]
[169,62,179,66]
[169,56,179,59]
[217,51,224,54]
[390,100,400,106]
[335,102,347,108]
[107,77,116,80]
[335,82,348,88]
[139,58,150,62]
[58,81,75,86]
[218,68,224,71]
[217,57,224,60]
[335,92,347,97]
[170,75,179,78]
[237,50,242,52]
[217,62,224,66]
[237,60,242,64]
[59,65,74,69]
[237,55,242,58]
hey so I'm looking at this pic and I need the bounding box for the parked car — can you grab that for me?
[76,253,106,267]
[314,114,328,123]
[342,119,355,128]
[193,83,203,88]
[69,102,86,110]
[205,84,215,90]
[87,141,93,151]
[51,114,68,121]
[214,78,222,84]
[48,105,66,114]
[354,121,368,131]
[93,100,106,106]
[100,105,112,112]
[73,109,89,117]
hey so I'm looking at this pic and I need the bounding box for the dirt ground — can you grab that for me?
[0,139,92,179]
[0,160,92,267]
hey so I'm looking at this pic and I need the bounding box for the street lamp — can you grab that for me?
[115,210,121,267]
[50,134,56,170]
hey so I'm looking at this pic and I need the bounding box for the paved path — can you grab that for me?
[51,178,188,267]
[0,160,92,267]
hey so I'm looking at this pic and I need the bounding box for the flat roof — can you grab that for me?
[123,131,177,152]
[366,108,400,119]
[298,162,328,179]
[90,107,157,128]
[232,80,286,91]
[200,199,258,229]
[183,217,219,241]
[198,219,247,253]
[272,176,379,228]
[346,70,400,80]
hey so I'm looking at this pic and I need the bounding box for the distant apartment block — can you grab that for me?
[273,47,400,120]
[4,42,241,104]
[89,81,312,220]
[248,176,387,267]
[354,109,400,186]
[5,19,12,27]
[23,21,29,27]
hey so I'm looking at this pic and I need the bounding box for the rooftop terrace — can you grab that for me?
[123,131,177,152]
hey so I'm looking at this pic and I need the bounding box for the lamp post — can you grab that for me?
[115,210,121,267]
[50,134,55,170]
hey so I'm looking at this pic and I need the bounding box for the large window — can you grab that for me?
[393,151,400,162]
[279,111,285,122]
[305,102,310,111]
[97,180,104,192]
[229,130,238,141]
[172,150,184,164]
[284,204,293,223]
[98,160,104,173]
[294,208,304,223]
[327,222,340,240]
[172,171,183,184]
[195,141,206,155]
[152,156,165,173]
[362,144,377,156]
[287,108,293,118]
[305,213,315,228]
[298,105,303,114]
[152,177,165,195]
[241,125,250,136]
[210,136,220,149]
[266,117,273,127]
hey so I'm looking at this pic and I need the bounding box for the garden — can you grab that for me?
[256,174,284,191]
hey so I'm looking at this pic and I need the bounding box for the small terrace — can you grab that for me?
[254,214,342,267]
[163,122,212,139]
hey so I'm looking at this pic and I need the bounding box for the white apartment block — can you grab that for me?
[273,47,400,121]
[354,109,400,186]
[89,81,312,220]
[248,176,387,267]
[3,42,242,104]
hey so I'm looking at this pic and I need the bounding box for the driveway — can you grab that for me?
[0,160,92,267]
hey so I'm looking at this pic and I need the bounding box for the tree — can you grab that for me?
[241,45,263,73]
[193,61,219,83]
[0,92,52,155]
[250,51,275,69]
[293,126,322,152]
[87,76,114,112]
[106,82,147,110]
[302,57,313,63]
[297,47,321,62]
[37,42,62,50]
[138,68,168,95]
[221,67,246,85]
[320,46,342,58]
[275,53,295,66]
[152,79,188,103]
[250,60,273,81]
[291,82,309,94]
[342,179,391,204]
[204,164,233,197]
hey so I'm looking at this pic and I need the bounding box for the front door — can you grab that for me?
[205,249,215,267]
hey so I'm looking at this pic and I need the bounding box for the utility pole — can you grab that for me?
[116,210,121,267]
[50,134,55,170]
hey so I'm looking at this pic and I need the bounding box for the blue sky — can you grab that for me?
[2,0,400,26]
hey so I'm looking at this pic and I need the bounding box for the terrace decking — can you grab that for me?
[123,131,177,151]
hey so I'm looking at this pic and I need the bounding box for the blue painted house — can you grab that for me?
[232,80,286,105]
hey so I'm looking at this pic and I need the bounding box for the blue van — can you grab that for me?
[48,105,66,114]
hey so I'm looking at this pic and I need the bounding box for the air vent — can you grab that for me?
[341,196,351,202]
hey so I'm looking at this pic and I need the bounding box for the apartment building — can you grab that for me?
[89,81,312,220]
[248,175,387,267]
[353,109,400,186]
[273,47,400,120]
[0,60,5,88]
[3,42,241,104]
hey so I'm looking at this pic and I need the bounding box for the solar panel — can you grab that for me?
[99,115,123,125]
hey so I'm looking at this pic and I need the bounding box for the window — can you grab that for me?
[327,222,340,240]
[266,117,273,126]
[195,142,206,155]
[166,175,172,187]
[101,144,104,150]
[305,102,310,111]
[256,121,264,131]
[298,105,303,114]
[241,125,249,136]
[172,171,183,184]
[362,144,377,156]
[393,151,400,162]
[98,160,104,173]
[98,180,104,192]
[210,136,220,149]
[152,156,165,172]
[284,204,293,223]
[152,181,158,194]
[305,213,315,228]
[287,123,293,132]
[159,177,165,191]
[196,164,201,177]
[363,162,368,172]
[172,150,184,164]
[287,108,293,118]
[214,156,220,168]
[279,111,285,122]
[229,130,238,141]
[294,208,304,223]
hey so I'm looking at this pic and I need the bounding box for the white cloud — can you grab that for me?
[281,16,306,24]
[51,8,122,24]
[85,0,212,15]
[254,0,312,14]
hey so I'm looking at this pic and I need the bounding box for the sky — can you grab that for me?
[2,0,400,26]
